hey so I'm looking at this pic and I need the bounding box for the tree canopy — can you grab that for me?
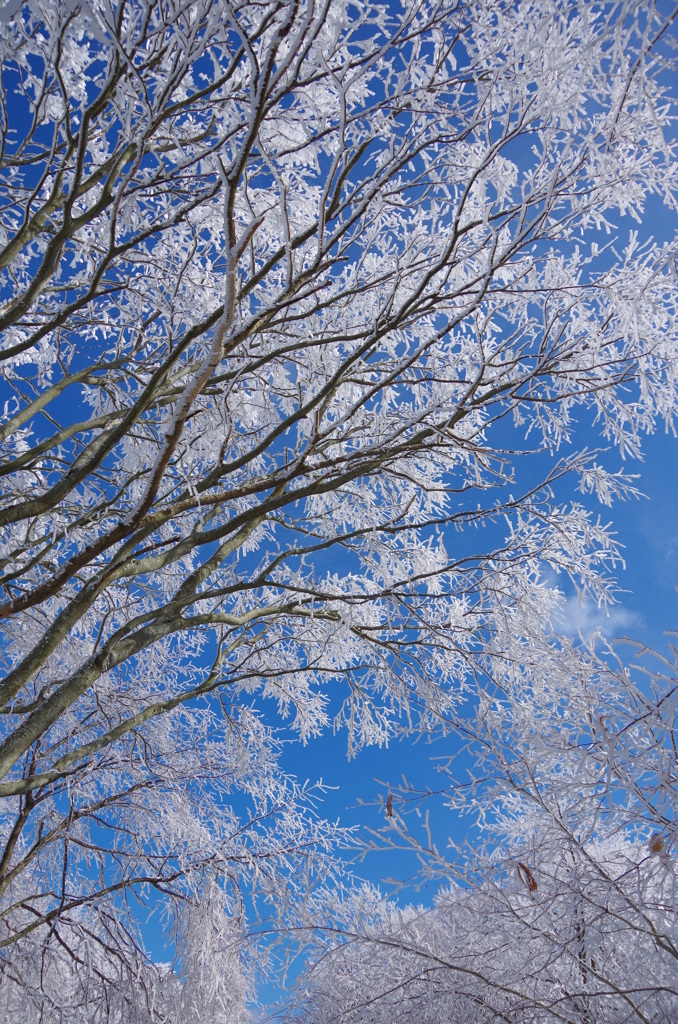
[0,0,677,1019]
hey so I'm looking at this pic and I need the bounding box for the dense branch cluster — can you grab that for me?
[0,0,677,1018]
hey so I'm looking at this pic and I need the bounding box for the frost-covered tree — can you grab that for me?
[0,0,678,1017]
[291,639,678,1024]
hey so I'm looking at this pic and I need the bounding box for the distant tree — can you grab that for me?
[0,0,677,1017]
[291,638,678,1024]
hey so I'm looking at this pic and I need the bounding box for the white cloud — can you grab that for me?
[551,592,641,641]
